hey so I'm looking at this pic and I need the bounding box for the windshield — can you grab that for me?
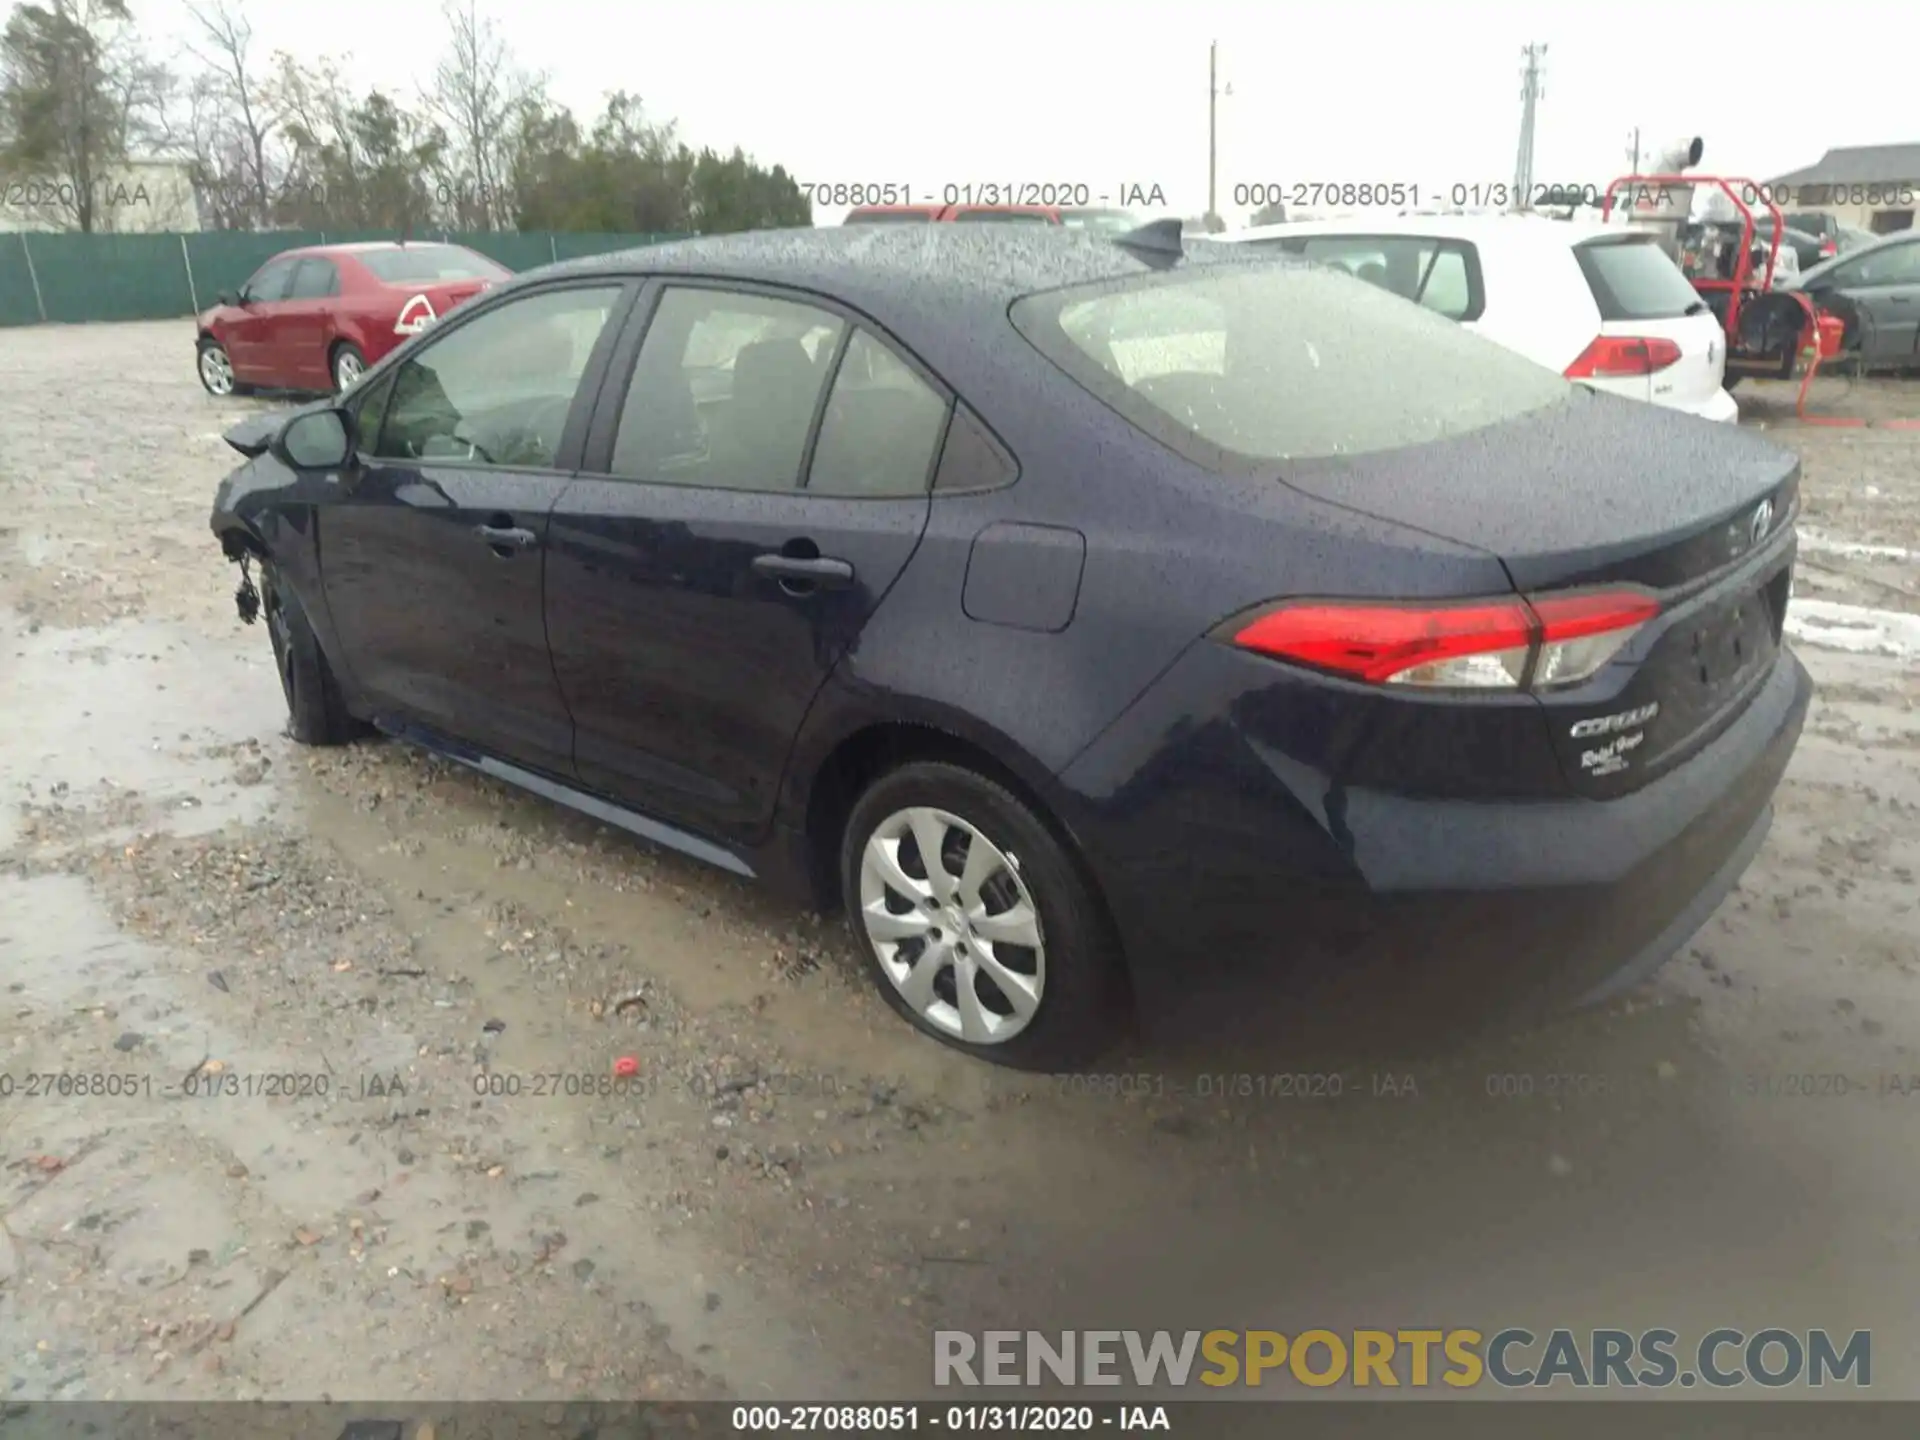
[1012,260,1571,467]
[357,245,506,283]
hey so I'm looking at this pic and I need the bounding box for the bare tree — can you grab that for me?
[180,0,279,226]
[0,0,174,230]
[421,0,540,230]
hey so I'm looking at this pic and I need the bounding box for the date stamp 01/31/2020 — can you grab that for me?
[1049,1067,1920,1104]
[0,1066,855,1104]
[806,177,1919,214]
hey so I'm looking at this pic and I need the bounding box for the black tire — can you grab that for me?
[261,562,364,746]
[839,761,1124,1070]
[330,342,367,394]
[196,337,252,397]
[1722,374,1742,392]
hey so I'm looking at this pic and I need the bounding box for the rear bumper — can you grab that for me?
[1683,386,1740,424]
[1057,643,1812,1034]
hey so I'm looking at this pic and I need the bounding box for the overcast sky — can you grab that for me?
[134,0,1916,223]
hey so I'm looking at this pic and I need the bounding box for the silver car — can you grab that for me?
[1788,231,1920,370]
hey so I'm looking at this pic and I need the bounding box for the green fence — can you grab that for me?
[0,229,688,327]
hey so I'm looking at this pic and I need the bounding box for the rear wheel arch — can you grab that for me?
[798,720,1131,986]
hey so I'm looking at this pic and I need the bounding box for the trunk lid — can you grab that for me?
[1279,388,1799,796]
[388,279,494,336]
[1569,232,1728,412]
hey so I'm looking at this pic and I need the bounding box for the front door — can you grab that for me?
[226,255,298,381]
[546,282,949,845]
[318,279,633,776]
[276,256,340,390]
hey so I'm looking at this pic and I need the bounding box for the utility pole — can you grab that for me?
[1207,40,1218,226]
[1628,127,1641,175]
[1513,42,1547,211]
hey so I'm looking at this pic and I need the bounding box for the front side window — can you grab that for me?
[610,287,844,491]
[1834,240,1920,286]
[1013,259,1571,467]
[369,285,621,468]
[244,257,297,303]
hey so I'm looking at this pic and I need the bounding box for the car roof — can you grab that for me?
[521,226,1298,397]
[1225,213,1632,247]
[538,223,1283,322]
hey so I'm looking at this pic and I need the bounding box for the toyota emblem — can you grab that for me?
[1750,499,1774,545]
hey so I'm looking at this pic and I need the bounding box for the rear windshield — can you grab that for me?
[1011,261,1572,467]
[357,246,506,283]
[845,209,938,224]
[1574,237,1704,321]
[1058,209,1143,234]
[950,209,1054,224]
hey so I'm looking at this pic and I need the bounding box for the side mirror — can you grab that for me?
[272,408,355,470]
[216,290,236,306]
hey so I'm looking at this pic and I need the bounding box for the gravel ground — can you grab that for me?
[3,321,1920,1403]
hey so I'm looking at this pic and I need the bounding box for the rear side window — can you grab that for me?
[806,331,950,497]
[610,287,844,491]
[1012,261,1571,467]
[285,258,339,299]
[1574,238,1704,321]
[933,403,1017,492]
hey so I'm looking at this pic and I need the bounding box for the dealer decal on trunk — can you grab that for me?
[394,294,438,335]
[1580,730,1644,776]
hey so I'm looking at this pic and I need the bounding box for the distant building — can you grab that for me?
[0,158,201,233]
[1767,145,1918,234]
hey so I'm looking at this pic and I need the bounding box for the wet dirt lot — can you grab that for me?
[3,323,1919,1404]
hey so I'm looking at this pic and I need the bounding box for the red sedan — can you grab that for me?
[195,241,508,397]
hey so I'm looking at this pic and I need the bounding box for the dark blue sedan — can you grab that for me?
[210,223,1812,1069]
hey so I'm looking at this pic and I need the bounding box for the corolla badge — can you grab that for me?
[394,293,438,335]
[1570,702,1659,739]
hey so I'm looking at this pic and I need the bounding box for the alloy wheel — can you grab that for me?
[857,806,1046,1044]
[200,347,235,396]
[333,349,363,390]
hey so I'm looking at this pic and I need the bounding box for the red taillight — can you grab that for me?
[1821,239,1838,257]
[1227,590,1660,691]
[1564,336,1683,379]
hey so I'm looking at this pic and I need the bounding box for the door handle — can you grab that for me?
[751,553,855,589]
[475,523,538,554]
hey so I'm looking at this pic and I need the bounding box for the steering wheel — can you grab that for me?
[449,427,496,464]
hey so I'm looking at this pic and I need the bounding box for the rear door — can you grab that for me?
[318,279,634,776]
[545,281,948,846]
[276,256,340,390]
[1569,234,1725,411]
[226,255,298,381]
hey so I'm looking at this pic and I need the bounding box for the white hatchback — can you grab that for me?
[1220,214,1739,423]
